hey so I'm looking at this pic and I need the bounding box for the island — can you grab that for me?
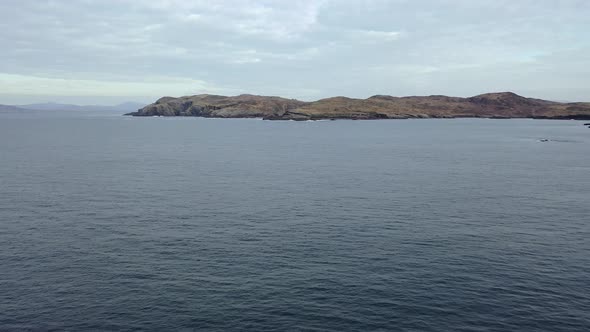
[125,92,590,120]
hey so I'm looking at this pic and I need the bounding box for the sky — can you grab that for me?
[1,0,589,105]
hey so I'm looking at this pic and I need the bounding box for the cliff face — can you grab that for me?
[126,92,590,120]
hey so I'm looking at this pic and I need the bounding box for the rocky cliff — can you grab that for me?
[126,92,590,120]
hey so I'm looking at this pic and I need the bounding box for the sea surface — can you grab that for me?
[0,110,589,331]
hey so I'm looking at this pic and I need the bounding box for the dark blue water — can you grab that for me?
[1,110,589,331]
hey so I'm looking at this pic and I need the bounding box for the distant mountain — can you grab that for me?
[0,104,29,112]
[19,102,146,112]
[126,92,590,120]
[111,102,147,112]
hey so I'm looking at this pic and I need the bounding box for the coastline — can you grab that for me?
[126,92,590,121]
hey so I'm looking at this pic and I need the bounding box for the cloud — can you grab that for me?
[359,30,401,42]
[138,0,325,40]
[0,0,589,103]
[0,73,223,97]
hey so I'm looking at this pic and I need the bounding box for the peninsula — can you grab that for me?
[126,92,590,120]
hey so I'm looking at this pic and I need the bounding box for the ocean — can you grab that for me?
[1,110,589,331]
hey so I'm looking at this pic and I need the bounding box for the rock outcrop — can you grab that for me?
[126,92,590,120]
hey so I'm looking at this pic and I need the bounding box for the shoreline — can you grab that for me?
[126,114,590,121]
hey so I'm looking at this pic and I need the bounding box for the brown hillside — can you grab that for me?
[127,92,590,120]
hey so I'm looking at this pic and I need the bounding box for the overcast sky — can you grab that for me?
[1,0,589,104]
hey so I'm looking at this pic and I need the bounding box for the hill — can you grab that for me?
[126,92,590,120]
